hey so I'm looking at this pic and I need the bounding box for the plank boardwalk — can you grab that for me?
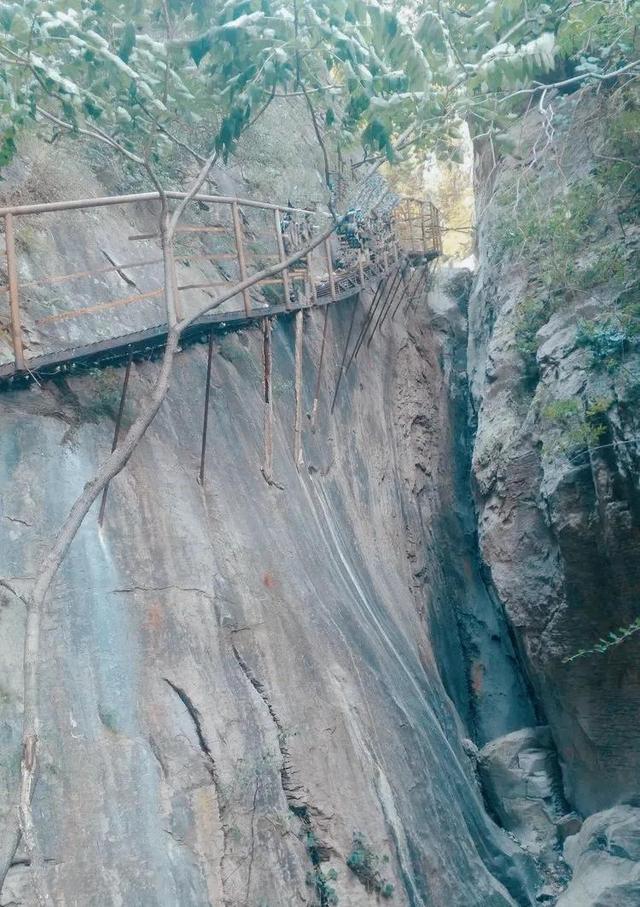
[0,190,441,387]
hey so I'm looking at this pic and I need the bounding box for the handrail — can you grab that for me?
[0,188,441,381]
[0,190,323,218]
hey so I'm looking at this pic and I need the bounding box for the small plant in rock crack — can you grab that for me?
[576,317,638,372]
[304,829,339,906]
[346,832,395,898]
[541,397,611,457]
[564,616,640,662]
[305,867,339,906]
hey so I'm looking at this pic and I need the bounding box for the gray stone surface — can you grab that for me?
[468,94,640,815]
[557,806,640,907]
[478,727,565,861]
[0,282,539,903]
[402,271,536,750]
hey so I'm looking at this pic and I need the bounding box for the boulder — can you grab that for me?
[479,727,566,860]
[557,806,640,906]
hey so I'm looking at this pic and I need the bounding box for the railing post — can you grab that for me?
[307,252,318,305]
[5,213,25,371]
[357,249,365,286]
[262,317,274,483]
[293,309,304,468]
[197,330,215,486]
[324,238,336,302]
[434,203,442,254]
[231,201,251,316]
[274,207,291,308]
[407,198,416,253]
[310,305,330,430]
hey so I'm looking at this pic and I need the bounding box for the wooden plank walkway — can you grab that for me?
[0,189,441,389]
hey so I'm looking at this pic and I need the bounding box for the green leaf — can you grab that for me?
[118,23,136,63]
[0,127,17,168]
[189,33,213,65]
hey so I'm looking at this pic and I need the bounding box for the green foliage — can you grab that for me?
[576,319,629,370]
[513,294,555,379]
[305,867,339,906]
[1,0,638,179]
[575,245,628,293]
[541,396,611,457]
[304,829,339,906]
[346,832,394,898]
[564,616,640,662]
[493,118,640,384]
[0,0,442,172]
[596,103,640,222]
[492,178,603,268]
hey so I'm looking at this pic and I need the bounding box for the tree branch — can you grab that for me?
[497,58,640,103]
[35,107,144,165]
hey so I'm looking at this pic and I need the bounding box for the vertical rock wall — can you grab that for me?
[468,90,640,817]
[0,274,538,904]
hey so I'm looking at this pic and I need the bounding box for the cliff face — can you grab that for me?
[0,278,538,905]
[0,115,543,905]
[2,86,639,907]
[468,90,640,819]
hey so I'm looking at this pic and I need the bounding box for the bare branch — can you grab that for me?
[166,149,219,240]
[35,107,144,165]
[497,58,640,104]
[300,80,337,220]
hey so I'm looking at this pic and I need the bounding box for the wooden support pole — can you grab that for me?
[324,238,336,301]
[407,198,416,252]
[262,317,274,482]
[398,263,430,322]
[392,266,418,321]
[357,249,365,286]
[5,213,25,371]
[98,350,133,525]
[405,262,431,314]
[330,295,359,414]
[274,208,291,308]
[367,265,402,348]
[379,260,408,332]
[232,201,251,316]
[198,330,215,485]
[293,309,304,468]
[310,306,330,430]
[346,276,387,372]
[304,243,317,306]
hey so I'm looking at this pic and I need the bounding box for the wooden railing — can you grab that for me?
[0,189,441,380]
[392,196,443,260]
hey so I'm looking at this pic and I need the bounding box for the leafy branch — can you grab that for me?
[564,618,640,662]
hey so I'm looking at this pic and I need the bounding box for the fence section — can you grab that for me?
[0,189,441,379]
